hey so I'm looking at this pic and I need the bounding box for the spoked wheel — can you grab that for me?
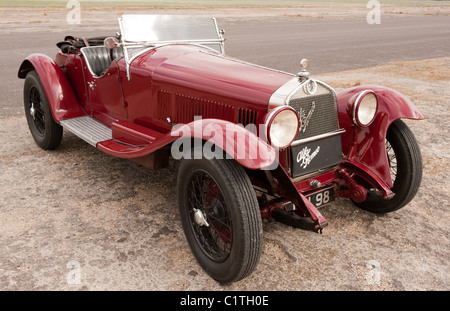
[354,119,422,213]
[177,156,262,283]
[24,71,62,150]
[188,170,232,262]
[28,86,46,136]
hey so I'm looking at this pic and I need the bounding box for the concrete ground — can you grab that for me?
[0,5,449,291]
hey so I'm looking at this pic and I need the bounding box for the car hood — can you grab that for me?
[138,44,294,109]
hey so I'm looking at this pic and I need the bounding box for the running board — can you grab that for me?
[61,116,174,161]
[60,116,112,147]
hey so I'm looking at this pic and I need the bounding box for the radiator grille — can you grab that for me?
[288,83,339,141]
[238,108,257,126]
[174,93,235,124]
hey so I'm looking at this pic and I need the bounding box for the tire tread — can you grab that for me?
[356,119,422,213]
[177,156,262,283]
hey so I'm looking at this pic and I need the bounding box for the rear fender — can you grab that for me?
[170,118,277,170]
[336,85,424,188]
[18,53,84,123]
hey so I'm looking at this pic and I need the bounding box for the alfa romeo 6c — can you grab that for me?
[18,15,423,283]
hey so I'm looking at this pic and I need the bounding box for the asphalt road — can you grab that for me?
[1,15,450,117]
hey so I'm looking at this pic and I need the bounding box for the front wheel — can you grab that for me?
[177,157,262,283]
[355,119,422,213]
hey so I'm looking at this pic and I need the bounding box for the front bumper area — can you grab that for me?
[258,158,394,233]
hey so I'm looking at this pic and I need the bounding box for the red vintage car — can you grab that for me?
[18,15,423,283]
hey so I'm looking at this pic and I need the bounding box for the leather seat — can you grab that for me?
[81,46,124,77]
[112,47,124,61]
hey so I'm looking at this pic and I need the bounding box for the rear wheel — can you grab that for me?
[177,155,262,283]
[24,71,62,150]
[355,119,422,213]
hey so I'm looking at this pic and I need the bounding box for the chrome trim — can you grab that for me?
[309,179,322,188]
[290,165,340,184]
[298,100,315,133]
[79,47,101,78]
[285,78,324,106]
[269,78,342,148]
[122,41,222,80]
[264,105,299,148]
[300,58,308,69]
[351,89,376,127]
[118,15,225,80]
[265,105,292,125]
[290,129,345,147]
[212,17,225,54]
[29,103,36,120]
[118,16,131,80]
[123,38,225,46]
[269,78,337,107]
[314,79,341,130]
[304,79,317,95]
[315,79,338,95]
[193,208,210,227]
[268,77,306,106]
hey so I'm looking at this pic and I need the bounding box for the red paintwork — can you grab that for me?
[98,118,277,170]
[55,52,89,110]
[83,61,127,126]
[118,45,292,133]
[340,160,393,199]
[18,38,423,229]
[270,163,329,231]
[18,45,283,170]
[18,53,85,122]
[336,85,424,187]
[294,170,338,194]
[112,121,164,145]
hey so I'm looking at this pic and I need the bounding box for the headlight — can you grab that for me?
[348,90,378,127]
[266,106,299,149]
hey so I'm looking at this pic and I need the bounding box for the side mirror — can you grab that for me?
[104,37,120,49]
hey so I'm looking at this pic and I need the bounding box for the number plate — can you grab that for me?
[290,134,343,178]
[306,187,334,208]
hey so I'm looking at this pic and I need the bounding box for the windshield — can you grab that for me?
[118,14,225,80]
[118,14,224,53]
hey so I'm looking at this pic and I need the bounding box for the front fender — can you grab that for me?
[171,118,277,170]
[336,85,423,188]
[18,53,84,122]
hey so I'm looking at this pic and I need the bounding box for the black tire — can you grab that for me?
[177,155,262,283]
[24,71,63,150]
[355,119,422,213]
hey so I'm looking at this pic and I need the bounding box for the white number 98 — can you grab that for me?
[316,190,330,206]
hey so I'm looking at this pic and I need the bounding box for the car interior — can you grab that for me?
[57,36,124,77]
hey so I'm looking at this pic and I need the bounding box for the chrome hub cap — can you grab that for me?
[30,103,36,120]
[193,208,209,227]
